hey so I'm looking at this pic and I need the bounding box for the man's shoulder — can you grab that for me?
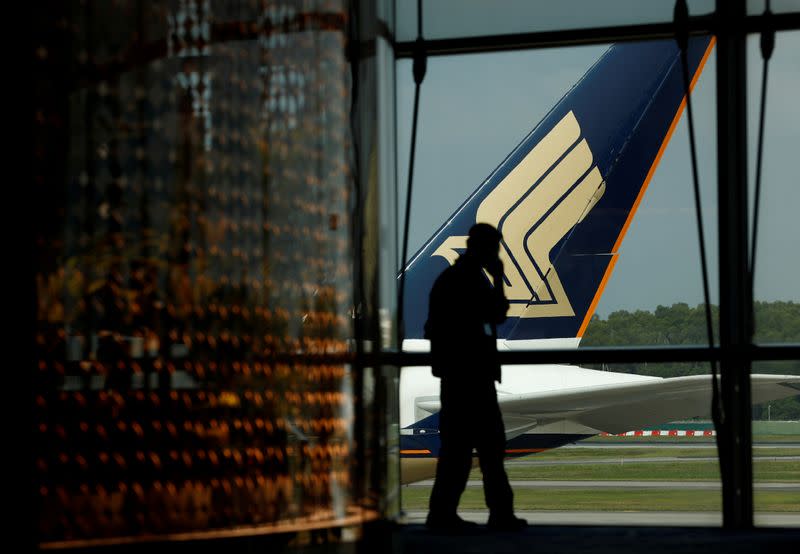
[433,262,460,286]
[440,258,487,284]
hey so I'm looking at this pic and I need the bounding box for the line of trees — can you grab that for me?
[581,301,800,420]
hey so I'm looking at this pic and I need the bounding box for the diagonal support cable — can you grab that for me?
[749,1,775,340]
[673,0,725,449]
[397,0,427,349]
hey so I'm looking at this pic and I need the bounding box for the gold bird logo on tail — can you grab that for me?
[433,111,606,318]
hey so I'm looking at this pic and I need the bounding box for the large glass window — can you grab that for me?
[395,38,743,525]
[745,30,800,526]
[397,40,720,347]
[748,31,800,345]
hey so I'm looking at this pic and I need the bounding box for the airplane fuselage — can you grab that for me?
[399,362,656,484]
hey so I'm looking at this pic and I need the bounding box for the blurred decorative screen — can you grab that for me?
[33,0,377,545]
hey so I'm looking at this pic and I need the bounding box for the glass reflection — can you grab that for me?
[33,0,376,545]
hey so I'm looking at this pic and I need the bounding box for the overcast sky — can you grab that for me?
[397,33,799,317]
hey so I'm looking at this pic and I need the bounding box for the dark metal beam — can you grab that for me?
[54,344,800,374]
[396,17,713,57]
[716,0,753,530]
[380,344,800,367]
[394,12,800,58]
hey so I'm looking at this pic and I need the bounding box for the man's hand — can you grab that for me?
[486,257,504,285]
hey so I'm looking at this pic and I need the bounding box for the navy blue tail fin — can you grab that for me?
[401,37,715,343]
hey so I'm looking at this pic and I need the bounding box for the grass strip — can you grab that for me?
[401,487,800,512]
[493,460,799,482]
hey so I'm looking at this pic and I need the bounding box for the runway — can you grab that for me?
[406,480,800,491]
[401,510,800,527]
[402,443,800,530]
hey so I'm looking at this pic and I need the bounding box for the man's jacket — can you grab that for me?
[424,254,509,382]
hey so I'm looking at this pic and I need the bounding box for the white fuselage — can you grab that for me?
[399,338,656,430]
[398,339,658,484]
[396,342,800,485]
[400,363,658,430]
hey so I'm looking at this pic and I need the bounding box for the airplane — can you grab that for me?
[397,35,800,485]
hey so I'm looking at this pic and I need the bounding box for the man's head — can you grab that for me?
[466,223,502,266]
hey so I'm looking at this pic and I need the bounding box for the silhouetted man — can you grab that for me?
[424,223,527,532]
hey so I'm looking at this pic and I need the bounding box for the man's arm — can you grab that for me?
[486,258,510,324]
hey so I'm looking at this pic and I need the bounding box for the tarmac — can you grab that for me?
[406,479,800,491]
[389,521,800,554]
[401,509,800,527]
[392,443,800,551]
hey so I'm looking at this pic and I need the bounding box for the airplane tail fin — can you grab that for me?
[401,37,715,345]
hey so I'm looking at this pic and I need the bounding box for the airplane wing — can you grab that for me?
[417,374,800,435]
